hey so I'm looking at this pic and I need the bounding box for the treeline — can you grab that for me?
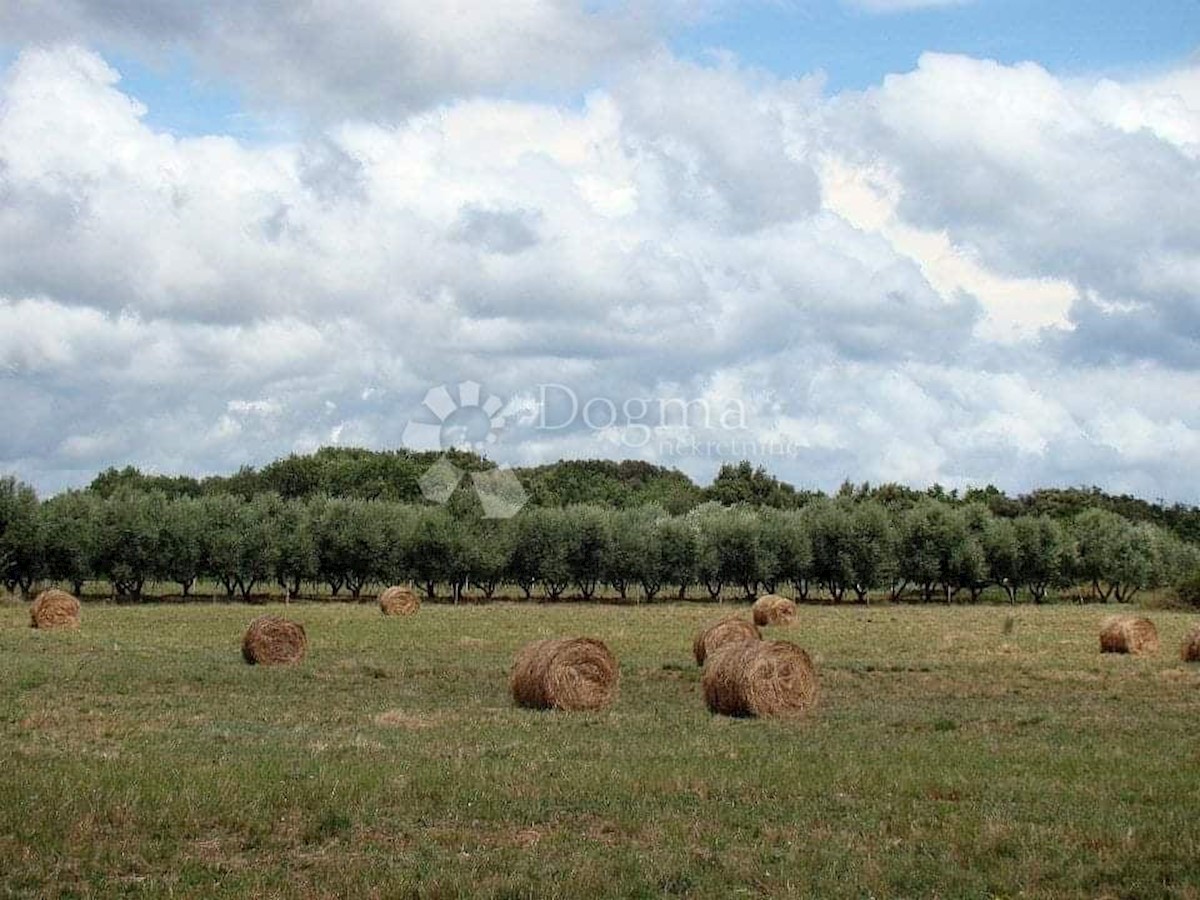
[83,450,1200,544]
[2,476,1196,605]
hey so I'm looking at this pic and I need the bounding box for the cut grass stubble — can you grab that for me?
[3,600,1200,898]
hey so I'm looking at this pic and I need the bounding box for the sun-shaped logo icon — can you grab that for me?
[401,381,508,451]
[402,381,528,518]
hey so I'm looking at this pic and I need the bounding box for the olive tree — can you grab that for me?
[1014,515,1073,603]
[95,491,164,600]
[848,501,896,602]
[159,496,204,597]
[0,477,42,597]
[806,500,855,602]
[656,513,699,600]
[562,505,611,600]
[758,509,812,599]
[691,504,765,600]
[40,490,99,597]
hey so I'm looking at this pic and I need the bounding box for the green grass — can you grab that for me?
[2,600,1200,898]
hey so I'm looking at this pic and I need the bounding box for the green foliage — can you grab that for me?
[158,496,204,596]
[656,514,700,600]
[94,491,164,599]
[520,458,703,512]
[1176,569,1200,608]
[0,476,41,595]
[707,461,809,508]
[758,508,813,597]
[807,500,856,601]
[689,503,765,599]
[40,490,99,595]
[562,505,611,599]
[311,498,398,598]
[7,449,1200,605]
[66,449,1200,552]
[408,507,471,600]
[271,499,320,599]
[1013,516,1073,603]
[464,517,514,599]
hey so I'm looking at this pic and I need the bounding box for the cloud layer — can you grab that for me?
[0,1,685,118]
[0,30,1198,501]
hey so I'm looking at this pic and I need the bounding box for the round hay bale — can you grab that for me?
[510,637,618,711]
[1181,625,1200,663]
[702,639,819,718]
[752,594,797,627]
[379,586,420,616]
[242,615,307,665]
[1098,615,1124,653]
[1099,615,1159,655]
[693,615,761,666]
[29,589,80,630]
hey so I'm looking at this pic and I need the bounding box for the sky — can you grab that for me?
[0,1,1198,501]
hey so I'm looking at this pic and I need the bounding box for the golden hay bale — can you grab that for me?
[693,615,761,666]
[510,637,619,711]
[379,586,420,616]
[702,639,819,718]
[29,589,81,630]
[752,593,797,627]
[1098,615,1123,652]
[241,615,308,665]
[1181,626,1200,663]
[1099,615,1159,655]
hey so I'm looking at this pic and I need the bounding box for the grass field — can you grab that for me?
[3,599,1200,899]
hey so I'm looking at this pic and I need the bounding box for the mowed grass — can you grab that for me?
[2,600,1200,899]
